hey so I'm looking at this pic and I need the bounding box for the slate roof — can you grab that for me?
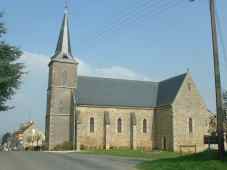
[156,73,187,106]
[75,73,187,107]
[52,7,73,59]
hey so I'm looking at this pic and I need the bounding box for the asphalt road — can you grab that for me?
[0,151,140,170]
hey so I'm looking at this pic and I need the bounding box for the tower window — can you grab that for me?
[189,118,193,134]
[59,100,64,112]
[90,117,94,133]
[62,70,67,86]
[143,119,147,133]
[117,118,122,133]
[188,82,191,91]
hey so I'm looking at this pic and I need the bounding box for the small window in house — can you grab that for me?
[117,118,122,133]
[189,118,193,134]
[90,117,94,133]
[143,119,147,133]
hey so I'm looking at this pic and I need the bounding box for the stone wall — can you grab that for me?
[49,60,77,88]
[46,60,77,150]
[172,74,210,152]
[154,106,174,151]
[76,106,154,150]
[49,115,72,148]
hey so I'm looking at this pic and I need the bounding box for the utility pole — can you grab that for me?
[209,0,225,160]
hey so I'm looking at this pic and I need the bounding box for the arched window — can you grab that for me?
[62,70,67,86]
[188,82,191,91]
[58,100,64,112]
[189,118,193,134]
[143,119,147,133]
[90,117,94,133]
[117,118,122,133]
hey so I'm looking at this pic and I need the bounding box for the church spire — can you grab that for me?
[54,3,72,59]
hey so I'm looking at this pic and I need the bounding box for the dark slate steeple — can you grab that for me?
[53,5,73,59]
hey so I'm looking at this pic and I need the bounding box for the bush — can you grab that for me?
[53,141,73,151]
[80,144,86,150]
[25,146,33,151]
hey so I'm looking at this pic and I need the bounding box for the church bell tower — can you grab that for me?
[45,6,78,150]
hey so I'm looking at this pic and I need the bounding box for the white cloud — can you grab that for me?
[20,51,149,80]
[94,66,150,80]
[20,52,49,72]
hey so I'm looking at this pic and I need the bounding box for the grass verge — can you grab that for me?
[81,149,179,160]
[137,150,227,170]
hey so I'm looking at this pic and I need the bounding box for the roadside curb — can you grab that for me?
[43,150,81,153]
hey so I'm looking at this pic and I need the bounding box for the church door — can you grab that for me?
[163,136,167,150]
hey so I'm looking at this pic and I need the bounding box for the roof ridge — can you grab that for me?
[78,72,188,84]
[159,72,187,83]
[78,75,158,83]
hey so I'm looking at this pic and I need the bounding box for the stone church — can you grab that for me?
[45,9,211,152]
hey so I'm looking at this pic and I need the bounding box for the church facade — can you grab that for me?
[45,9,211,152]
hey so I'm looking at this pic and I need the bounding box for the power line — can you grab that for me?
[92,1,158,30]
[118,0,184,32]
[94,0,181,41]
[95,0,159,30]
[86,0,184,50]
[92,0,161,38]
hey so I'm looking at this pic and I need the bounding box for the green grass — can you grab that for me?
[81,149,179,160]
[137,150,227,170]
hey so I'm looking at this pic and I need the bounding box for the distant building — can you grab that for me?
[45,8,211,152]
[12,121,45,150]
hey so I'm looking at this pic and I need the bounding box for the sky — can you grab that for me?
[0,0,227,135]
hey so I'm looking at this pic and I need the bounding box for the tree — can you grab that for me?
[34,132,42,147]
[208,115,217,135]
[0,13,24,111]
[208,115,227,135]
[1,132,11,145]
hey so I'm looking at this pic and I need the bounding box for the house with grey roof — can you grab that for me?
[45,8,211,152]
[11,121,45,150]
